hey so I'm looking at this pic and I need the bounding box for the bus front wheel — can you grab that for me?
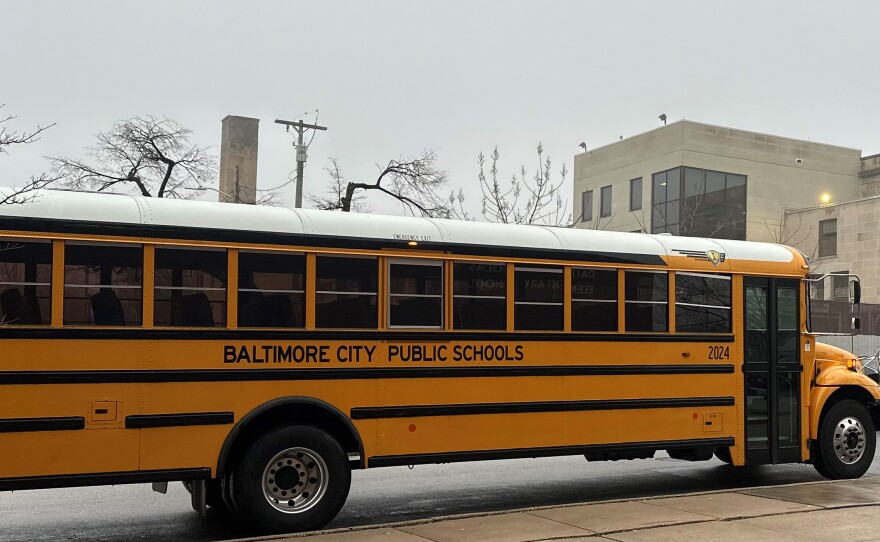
[814,400,876,480]
[232,425,351,533]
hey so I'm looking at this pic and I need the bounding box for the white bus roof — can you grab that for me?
[0,189,794,265]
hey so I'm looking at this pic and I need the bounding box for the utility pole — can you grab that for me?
[275,118,328,208]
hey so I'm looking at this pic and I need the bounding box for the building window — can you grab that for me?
[315,256,377,328]
[675,273,731,333]
[630,177,642,211]
[64,243,143,326]
[819,219,837,257]
[625,271,668,332]
[388,260,443,328]
[154,248,227,327]
[238,251,305,328]
[832,272,849,301]
[453,262,506,330]
[600,185,612,218]
[571,268,617,331]
[0,240,52,325]
[651,167,746,240]
[581,190,593,222]
[515,266,563,330]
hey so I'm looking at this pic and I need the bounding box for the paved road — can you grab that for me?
[1,453,875,542]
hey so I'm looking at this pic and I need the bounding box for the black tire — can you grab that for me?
[813,399,876,480]
[231,425,351,533]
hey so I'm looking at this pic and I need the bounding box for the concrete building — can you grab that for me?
[573,120,880,302]
[219,115,259,204]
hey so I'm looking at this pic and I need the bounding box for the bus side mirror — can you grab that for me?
[853,281,861,304]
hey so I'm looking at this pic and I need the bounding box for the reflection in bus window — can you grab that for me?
[154,248,227,327]
[389,260,442,328]
[0,240,51,325]
[675,273,731,333]
[453,262,506,330]
[571,268,617,331]
[238,252,305,328]
[515,266,563,330]
[315,256,377,329]
[625,271,668,332]
[64,243,143,326]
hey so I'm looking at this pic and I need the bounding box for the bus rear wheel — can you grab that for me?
[232,425,351,533]
[814,400,876,480]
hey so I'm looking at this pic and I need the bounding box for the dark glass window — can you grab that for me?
[0,240,51,325]
[238,252,305,328]
[675,273,731,333]
[571,268,617,331]
[629,178,642,211]
[625,271,668,332]
[315,256,377,328]
[389,260,442,328]
[515,266,563,330]
[154,248,227,327]
[819,219,837,257]
[453,262,506,330]
[600,185,612,218]
[651,167,746,240]
[64,244,143,326]
[581,190,593,222]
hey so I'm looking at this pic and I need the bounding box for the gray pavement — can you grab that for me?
[251,478,880,542]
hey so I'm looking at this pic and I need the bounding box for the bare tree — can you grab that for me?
[50,116,216,198]
[0,104,59,204]
[310,150,452,218]
[478,143,570,226]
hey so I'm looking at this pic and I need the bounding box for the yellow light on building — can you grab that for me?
[820,193,831,205]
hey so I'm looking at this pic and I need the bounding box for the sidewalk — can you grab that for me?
[247,477,880,542]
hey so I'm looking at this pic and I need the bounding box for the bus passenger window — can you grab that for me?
[64,243,143,326]
[675,273,731,333]
[154,248,227,327]
[315,256,377,329]
[453,262,506,330]
[388,260,442,328]
[515,266,563,331]
[625,271,668,332]
[571,268,617,331]
[0,240,51,325]
[238,252,305,328]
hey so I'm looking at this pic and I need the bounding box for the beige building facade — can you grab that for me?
[573,120,880,302]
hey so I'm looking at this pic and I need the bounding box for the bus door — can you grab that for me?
[743,277,801,464]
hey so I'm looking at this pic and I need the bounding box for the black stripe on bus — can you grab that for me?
[368,437,736,467]
[0,468,211,492]
[0,416,85,433]
[0,364,735,385]
[350,396,735,419]
[125,412,234,429]
[0,328,735,342]
[0,216,668,266]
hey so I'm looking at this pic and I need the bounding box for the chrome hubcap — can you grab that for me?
[832,416,866,465]
[262,447,328,513]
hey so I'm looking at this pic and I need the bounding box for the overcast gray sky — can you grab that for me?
[3,0,879,215]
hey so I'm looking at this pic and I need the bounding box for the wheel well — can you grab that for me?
[217,397,364,477]
[819,386,879,434]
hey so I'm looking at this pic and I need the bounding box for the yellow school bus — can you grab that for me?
[0,190,876,533]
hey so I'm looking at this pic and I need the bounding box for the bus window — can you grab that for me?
[675,272,731,333]
[0,240,51,325]
[453,262,506,330]
[515,266,563,331]
[388,260,442,328]
[315,256,377,329]
[625,271,668,332]
[571,268,617,331]
[154,248,227,327]
[238,251,305,328]
[63,243,143,326]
